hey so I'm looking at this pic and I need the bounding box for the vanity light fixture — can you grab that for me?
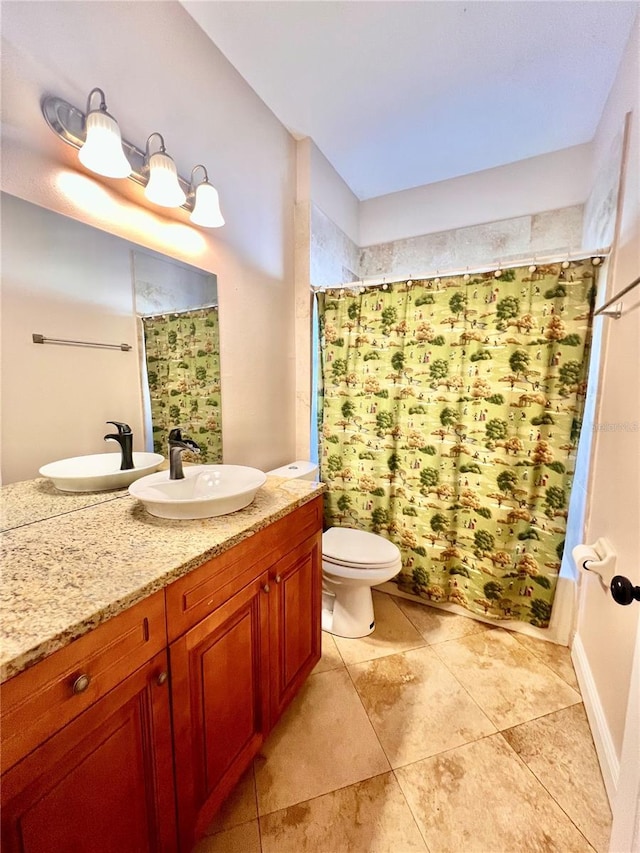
[78,88,131,179]
[189,165,224,228]
[144,133,186,208]
[42,89,224,228]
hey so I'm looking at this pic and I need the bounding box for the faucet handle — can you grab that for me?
[168,428,184,444]
[106,421,132,434]
[168,428,201,453]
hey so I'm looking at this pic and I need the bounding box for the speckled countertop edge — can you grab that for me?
[1,477,326,683]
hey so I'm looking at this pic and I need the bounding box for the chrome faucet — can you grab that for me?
[168,428,201,480]
[104,421,134,470]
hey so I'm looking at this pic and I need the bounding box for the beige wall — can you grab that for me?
[573,13,640,801]
[359,143,594,246]
[1,1,297,480]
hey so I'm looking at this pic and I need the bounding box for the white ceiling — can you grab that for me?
[182,1,637,201]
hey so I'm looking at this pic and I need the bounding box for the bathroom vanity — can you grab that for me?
[0,476,324,852]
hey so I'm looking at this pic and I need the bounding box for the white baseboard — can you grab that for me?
[571,632,620,806]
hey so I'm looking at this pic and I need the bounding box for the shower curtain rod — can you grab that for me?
[311,246,610,292]
[139,303,219,320]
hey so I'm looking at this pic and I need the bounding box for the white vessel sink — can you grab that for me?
[39,452,165,492]
[128,464,267,519]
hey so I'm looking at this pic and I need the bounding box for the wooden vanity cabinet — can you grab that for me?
[0,591,177,853]
[268,529,322,723]
[167,496,323,851]
[0,495,323,853]
[170,571,271,848]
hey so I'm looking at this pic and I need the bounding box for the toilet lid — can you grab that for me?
[323,527,401,566]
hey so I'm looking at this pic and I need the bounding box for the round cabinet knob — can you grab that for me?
[72,674,91,695]
[610,575,640,606]
[262,583,270,594]
[274,574,282,584]
[156,671,168,686]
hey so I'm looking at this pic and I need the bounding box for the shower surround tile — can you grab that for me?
[503,704,612,853]
[349,646,496,767]
[432,629,581,729]
[359,204,584,280]
[254,668,389,815]
[395,733,594,853]
[531,205,584,253]
[395,597,493,645]
[331,591,426,665]
[260,773,427,853]
[310,203,359,288]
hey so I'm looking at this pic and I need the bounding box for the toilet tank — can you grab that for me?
[266,461,318,481]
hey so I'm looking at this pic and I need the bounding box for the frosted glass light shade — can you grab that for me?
[144,151,186,207]
[190,182,225,228]
[78,110,131,179]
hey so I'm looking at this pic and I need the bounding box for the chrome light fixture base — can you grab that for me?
[42,94,223,227]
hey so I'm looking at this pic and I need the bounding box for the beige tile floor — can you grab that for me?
[193,591,612,853]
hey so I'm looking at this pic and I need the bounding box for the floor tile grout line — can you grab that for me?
[428,629,583,727]
[389,729,502,773]
[426,631,509,731]
[251,761,264,853]
[497,629,583,695]
[391,592,505,639]
[257,769,435,853]
[388,723,604,850]
[253,666,392,821]
[390,766,434,853]
[256,770,397,821]
[491,696,584,732]
[346,641,502,758]
[497,728,603,851]
[508,630,581,691]
[343,649,396,771]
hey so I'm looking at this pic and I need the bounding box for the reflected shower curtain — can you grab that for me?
[142,307,222,463]
[318,261,597,627]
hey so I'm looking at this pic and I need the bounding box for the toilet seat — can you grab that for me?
[323,554,401,571]
[322,527,401,567]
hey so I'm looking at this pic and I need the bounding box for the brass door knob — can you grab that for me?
[72,674,91,695]
[274,574,282,584]
[156,671,168,686]
[262,583,270,594]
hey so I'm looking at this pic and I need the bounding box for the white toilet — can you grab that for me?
[321,527,402,637]
[266,462,403,639]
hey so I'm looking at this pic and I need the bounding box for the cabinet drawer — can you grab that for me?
[0,589,167,772]
[166,496,323,642]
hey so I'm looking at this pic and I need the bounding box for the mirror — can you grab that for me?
[0,192,221,491]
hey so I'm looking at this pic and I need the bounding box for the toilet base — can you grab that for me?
[321,587,376,639]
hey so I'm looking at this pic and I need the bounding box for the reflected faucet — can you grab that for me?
[168,428,201,480]
[104,421,134,470]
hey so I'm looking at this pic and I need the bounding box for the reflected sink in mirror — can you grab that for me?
[39,452,165,492]
[128,465,267,519]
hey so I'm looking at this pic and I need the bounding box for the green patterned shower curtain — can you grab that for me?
[318,261,597,627]
[142,307,222,463]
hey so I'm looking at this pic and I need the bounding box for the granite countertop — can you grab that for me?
[1,478,129,532]
[0,476,325,683]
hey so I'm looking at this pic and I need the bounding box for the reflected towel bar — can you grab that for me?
[594,274,640,318]
[32,333,131,351]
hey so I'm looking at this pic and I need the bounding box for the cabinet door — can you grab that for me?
[1,650,177,853]
[170,573,270,852]
[269,531,322,726]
